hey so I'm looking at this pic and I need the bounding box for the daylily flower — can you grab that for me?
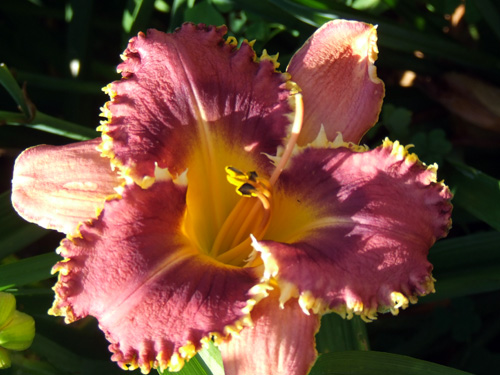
[0,292,35,369]
[11,21,452,375]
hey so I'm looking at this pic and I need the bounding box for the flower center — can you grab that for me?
[182,93,303,268]
[210,93,304,267]
[210,167,273,266]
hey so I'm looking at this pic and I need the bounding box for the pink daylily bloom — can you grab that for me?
[11,21,452,375]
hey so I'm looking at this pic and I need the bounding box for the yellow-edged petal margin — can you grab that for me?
[49,170,272,373]
[256,139,452,322]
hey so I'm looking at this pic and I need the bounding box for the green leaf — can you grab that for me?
[0,68,98,140]
[184,0,225,26]
[430,231,500,272]
[158,342,223,375]
[381,104,412,140]
[309,351,474,375]
[0,191,48,259]
[267,0,500,73]
[122,0,155,45]
[29,333,136,375]
[0,253,60,290]
[447,159,500,231]
[426,263,500,302]
[198,341,224,375]
[475,0,500,41]
[170,0,190,30]
[410,129,452,165]
[316,314,369,354]
[13,71,103,95]
[425,231,500,301]
[158,355,210,375]
[0,64,32,118]
[0,110,98,140]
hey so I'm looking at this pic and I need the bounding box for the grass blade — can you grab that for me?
[447,159,500,231]
[0,64,32,117]
[0,190,48,259]
[0,253,60,289]
[0,110,98,140]
[309,351,474,375]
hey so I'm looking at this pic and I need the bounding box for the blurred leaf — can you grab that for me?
[16,71,103,95]
[122,0,155,44]
[170,0,190,30]
[430,265,500,301]
[267,0,500,73]
[29,333,137,375]
[447,159,500,231]
[425,231,500,301]
[212,0,233,13]
[430,231,500,272]
[410,129,452,165]
[309,351,474,375]
[184,0,225,26]
[228,10,247,33]
[227,0,307,30]
[475,0,500,41]
[450,298,481,342]
[67,0,94,76]
[381,104,412,140]
[0,253,60,289]
[1,65,98,140]
[0,191,48,259]
[351,0,391,14]
[316,314,369,354]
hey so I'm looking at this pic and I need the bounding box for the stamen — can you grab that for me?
[209,94,303,266]
[230,200,270,249]
[225,167,271,210]
[215,237,253,265]
[210,168,272,262]
[269,93,304,185]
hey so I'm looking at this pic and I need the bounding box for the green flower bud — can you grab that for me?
[0,292,35,369]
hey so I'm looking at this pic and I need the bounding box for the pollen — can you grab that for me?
[211,167,273,266]
[225,167,272,209]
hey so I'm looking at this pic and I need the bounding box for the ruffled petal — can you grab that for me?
[50,177,266,373]
[287,20,385,145]
[101,23,293,186]
[11,139,121,234]
[258,140,452,320]
[219,288,319,375]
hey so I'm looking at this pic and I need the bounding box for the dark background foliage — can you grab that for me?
[1,1,499,374]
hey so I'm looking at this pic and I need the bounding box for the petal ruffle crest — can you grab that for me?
[257,140,452,320]
[219,288,319,375]
[11,139,121,234]
[101,23,294,186]
[50,177,267,373]
[287,20,385,145]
